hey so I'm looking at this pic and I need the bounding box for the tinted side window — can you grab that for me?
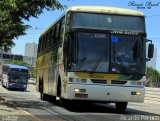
[41,36,45,51]
[41,36,44,51]
[49,30,53,46]
[55,24,60,44]
[46,32,50,48]
[59,19,65,42]
[44,35,47,50]
[53,26,57,45]
[38,38,41,53]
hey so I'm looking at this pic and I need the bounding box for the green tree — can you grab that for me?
[29,67,36,78]
[4,60,29,66]
[0,0,65,48]
[146,67,160,87]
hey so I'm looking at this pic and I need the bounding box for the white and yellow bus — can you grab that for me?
[36,6,154,112]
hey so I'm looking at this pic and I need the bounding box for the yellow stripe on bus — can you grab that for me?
[75,72,120,80]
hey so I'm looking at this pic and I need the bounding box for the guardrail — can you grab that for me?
[145,87,160,103]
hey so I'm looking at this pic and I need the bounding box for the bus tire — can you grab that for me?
[40,93,47,101]
[39,79,47,100]
[115,102,128,113]
[57,76,65,106]
[6,82,9,89]
[21,88,26,91]
[60,98,69,107]
[1,80,4,87]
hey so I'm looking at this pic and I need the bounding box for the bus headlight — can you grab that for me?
[74,88,80,93]
[74,88,86,93]
[131,91,141,96]
[136,92,141,96]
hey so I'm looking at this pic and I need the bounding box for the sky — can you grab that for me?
[12,0,160,70]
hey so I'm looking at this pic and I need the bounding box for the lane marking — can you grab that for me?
[22,110,32,115]
[17,108,42,121]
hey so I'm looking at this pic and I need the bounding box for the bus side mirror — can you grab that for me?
[148,43,154,59]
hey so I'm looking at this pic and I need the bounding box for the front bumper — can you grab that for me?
[64,84,145,102]
[8,83,27,89]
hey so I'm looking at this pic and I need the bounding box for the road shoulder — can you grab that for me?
[0,96,41,121]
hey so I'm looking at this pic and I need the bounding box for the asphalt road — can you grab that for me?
[0,82,160,121]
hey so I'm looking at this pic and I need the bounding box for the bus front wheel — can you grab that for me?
[115,102,128,113]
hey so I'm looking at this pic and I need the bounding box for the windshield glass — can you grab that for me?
[71,13,145,32]
[72,33,110,72]
[9,74,28,84]
[70,33,145,75]
[10,68,28,74]
[9,68,29,83]
[110,35,145,74]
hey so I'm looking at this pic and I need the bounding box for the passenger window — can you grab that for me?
[59,19,65,42]
[49,30,53,46]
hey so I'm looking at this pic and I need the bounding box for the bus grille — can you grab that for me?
[111,80,127,85]
[91,79,107,84]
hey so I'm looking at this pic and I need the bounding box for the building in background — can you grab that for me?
[24,42,38,57]
[146,48,157,69]
[0,48,11,54]
[24,42,38,66]
[0,47,23,74]
[0,47,12,67]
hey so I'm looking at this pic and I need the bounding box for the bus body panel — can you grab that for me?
[61,72,145,102]
[36,52,50,94]
[36,48,62,96]
[64,84,145,102]
[8,83,27,89]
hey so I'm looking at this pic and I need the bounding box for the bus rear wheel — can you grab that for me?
[40,93,47,100]
[39,79,47,100]
[1,80,4,87]
[57,78,67,107]
[115,102,128,113]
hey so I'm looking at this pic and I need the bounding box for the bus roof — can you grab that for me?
[40,6,144,37]
[3,64,28,70]
[67,6,144,16]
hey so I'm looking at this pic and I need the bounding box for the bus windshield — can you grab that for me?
[74,33,110,72]
[9,74,28,84]
[70,33,145,75]
[10,68,28,74]
[71,12,145,32]
[9,68,29,83]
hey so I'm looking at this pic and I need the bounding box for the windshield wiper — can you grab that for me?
[91,51,106,73]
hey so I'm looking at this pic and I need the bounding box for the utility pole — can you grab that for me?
[0,47,4,66]
[0,47,4,75]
